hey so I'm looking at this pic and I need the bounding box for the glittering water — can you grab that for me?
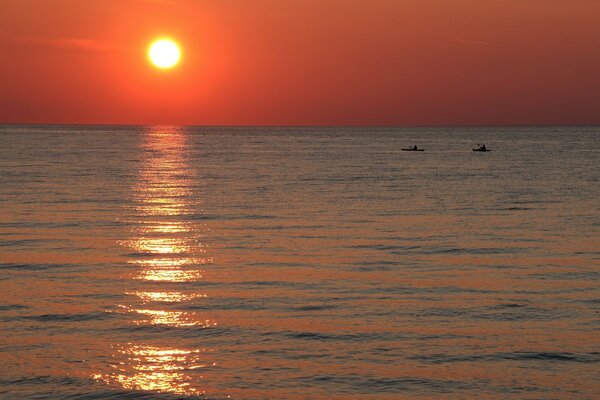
[0,125,598,399]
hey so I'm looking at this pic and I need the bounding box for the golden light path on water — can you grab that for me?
[94,127,216,396]
[94,345,214,396]
[129,291,206,303]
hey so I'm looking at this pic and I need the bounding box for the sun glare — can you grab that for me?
[148,39,181,69]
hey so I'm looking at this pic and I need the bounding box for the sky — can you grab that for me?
[1,0,599,126]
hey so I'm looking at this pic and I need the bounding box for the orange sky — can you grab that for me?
[1,0,599,126]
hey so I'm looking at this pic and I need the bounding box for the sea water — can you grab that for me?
[0,125,598,399]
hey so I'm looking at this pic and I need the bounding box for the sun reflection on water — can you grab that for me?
[96,127,216,397]
[135,265,205,282]
[130,237,189,254]
[114,305,216,327]
[93,345,214,396]
[142,220,191,234]
[128,291,206,303]
[134,309,216,327]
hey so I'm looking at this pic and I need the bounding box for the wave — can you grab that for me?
[412,351,600,364]
[0,263,79,270]
[0,375,213,400]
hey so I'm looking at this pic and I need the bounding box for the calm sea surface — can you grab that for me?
[0,126,598,399]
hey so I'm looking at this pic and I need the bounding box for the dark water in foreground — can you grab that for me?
[0,125,598,399]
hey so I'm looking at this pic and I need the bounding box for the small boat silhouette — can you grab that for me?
[473,144,490,152]
[401,145,424,152]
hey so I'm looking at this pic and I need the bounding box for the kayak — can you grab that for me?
[472,148,490,152]
[401,148,424,151]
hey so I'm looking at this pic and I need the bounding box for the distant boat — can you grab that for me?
[401,146,424,151]
[473,144,490,152]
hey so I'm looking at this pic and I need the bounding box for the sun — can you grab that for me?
[148,39,181,69]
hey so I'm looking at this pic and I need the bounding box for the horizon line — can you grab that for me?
[2,122,600,129]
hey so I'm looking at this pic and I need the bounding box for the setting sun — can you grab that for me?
[148,39,181,69]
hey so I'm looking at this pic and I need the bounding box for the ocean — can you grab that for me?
[0,125,598,399]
